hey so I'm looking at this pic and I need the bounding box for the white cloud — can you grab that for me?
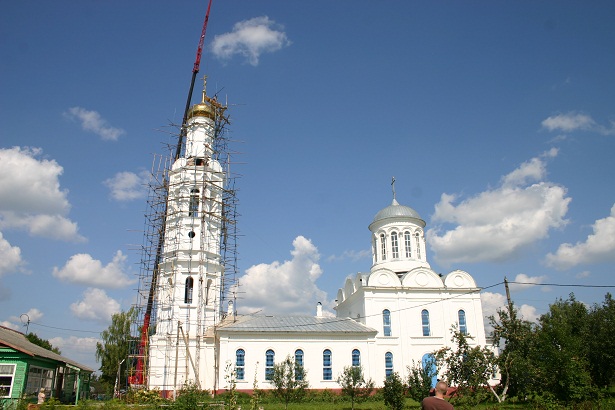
[52,250,135,289]
[545,203,615,269]
[10,308,44,323]
[481,291,539,336]
[70,288,121,323]
[576,270,590,279]
[211,16,291,66]
[64,107,125,141]
[542,112,595,132]
[49,335,99,354]
[0,321,20,331]
[509,273,547,291]
[103,171,148,201]
[427,151,571,265]
[542,111,615,135]
[0,232,22,276]
[234,236,330,315]
[326,249,371,262]
[0,147,85,242]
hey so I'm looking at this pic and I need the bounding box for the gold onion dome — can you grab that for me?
[187,76,217,120]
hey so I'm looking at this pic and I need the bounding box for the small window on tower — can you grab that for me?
[391,232,399,259]
[189,189,200,217]
[404,231,412,258]
[380,233,387,260]
[188,231,196,238]
[184,277,194,304]
[415,232,422,259]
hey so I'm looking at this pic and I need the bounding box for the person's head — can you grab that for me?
[40,388,45,393]
[435,381,448,396]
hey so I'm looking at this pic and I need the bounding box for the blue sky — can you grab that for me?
[2,1,615,372]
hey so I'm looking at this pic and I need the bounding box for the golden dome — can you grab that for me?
[187,102,214,120]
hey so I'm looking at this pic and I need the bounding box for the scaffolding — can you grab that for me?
[129,89,239,391]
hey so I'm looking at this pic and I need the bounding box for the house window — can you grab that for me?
[184,277,194,304]
[352,349,361,367]
[236,349,245,380]
[458,310,467,335]
[323,349,332,380]
[0,364,15,398]
[391,232,399,259]
[265,349,275,381]
[26,366,53,395]
[422,353,438,388]
[421,309,430,336]
[295,349,304,381]
[385,352,393,378]
[404,231,412,258]
[415,233,421,259]
[380,233,387,260]
[189,188,199,217]
[383,309,392,336]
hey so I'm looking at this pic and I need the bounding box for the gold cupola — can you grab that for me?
[187,76,224,120]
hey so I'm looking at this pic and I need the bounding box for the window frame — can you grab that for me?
[391,231,399,259]
[294,349,304,381]
[352,349,361,367]
[0,364,16,398]
[323,349,332,380]
[184,276,194,304]
[458,309,467,335]
[235,349,245,380]
[421,309,430,336]
[265,349,275,381]
[380,233,387,260]
[404,231,412,258]
[188,188,200,217]
[383,309,392,336]
[385,352,394,378]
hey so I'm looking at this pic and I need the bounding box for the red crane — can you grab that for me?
[129,0,214,388]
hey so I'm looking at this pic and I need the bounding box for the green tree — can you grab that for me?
[531,294,594,404]
[489,302,537,402]
[586,293,615,388]
[337,366,374,410]
[95,308,137,391]
[25,333,61,355]
[271,355,309,410]
[435,327,497,404]
[382,371,404,410]
[406,359,435,404]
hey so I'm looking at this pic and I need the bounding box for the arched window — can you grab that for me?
[458,310,467,335]
[383,309,392,336]
[421,309,430,336]
[184,277,194,304]
[404,231,412,258]
[235,349,245,380]
[415,232,422,259]
[323,349,332,380]
[265,349,275,380]
[380,233,387,260]
[385,352,393,378]
[422,353,438,388]
[295,349,304,381]
[352,349,361,367]
[189,188,199,217]
[391,232,399,259]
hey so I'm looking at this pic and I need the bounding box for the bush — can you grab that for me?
[382,373,404,410]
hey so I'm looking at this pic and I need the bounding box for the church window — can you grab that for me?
[391,232,399,259]
[235,349,245,380]
[323,349,332,380]
[421,309,430,336]
[385,352,393,378]
[458,310,467,335]
[404,231,412,258]
[295,349,304,381]
[415,233,422,259]
[265,349,275,380]
[380,234,387,260]
[189,189,199,217]
[383,309,392,336]
[352,349,361,367]
[184,277,194,304]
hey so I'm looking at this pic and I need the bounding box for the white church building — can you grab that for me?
[145,82,490,395]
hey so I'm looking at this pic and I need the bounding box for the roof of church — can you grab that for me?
[216,315,377,334]
[372,198,423,223]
